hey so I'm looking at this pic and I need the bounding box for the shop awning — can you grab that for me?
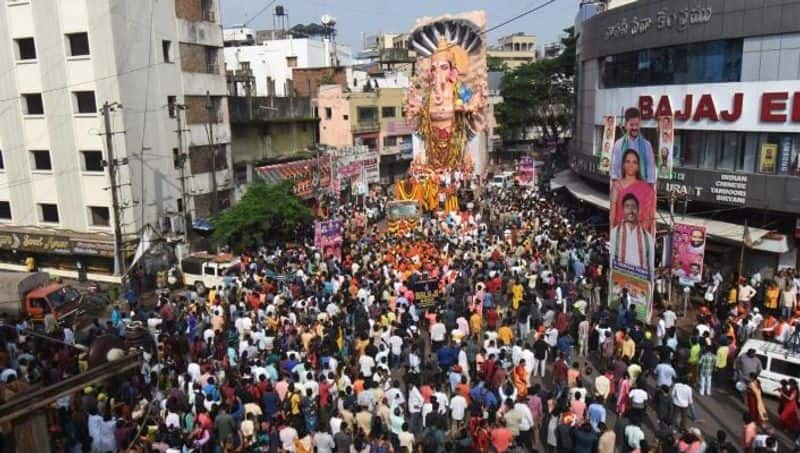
[551,170,791,254]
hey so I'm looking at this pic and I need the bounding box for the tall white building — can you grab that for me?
[223,27,353,97]
[0,0,232,275]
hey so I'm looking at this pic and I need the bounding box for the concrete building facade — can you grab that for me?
[223,27,353,97]
[0,0,231,275]
[488,33,537,69]
[571,0,800,272]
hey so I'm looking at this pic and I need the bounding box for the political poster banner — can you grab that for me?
[657,115,674,179]
[314,219,344,260]
[598,115,616,173]
[413,279,440,309]
[672,223,706,287]
[517,156,535,186]
[609,107,657,320]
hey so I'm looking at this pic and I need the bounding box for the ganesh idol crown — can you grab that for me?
[404,11,489,178]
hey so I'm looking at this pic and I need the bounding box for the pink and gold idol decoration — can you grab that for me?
[405,12,488,177]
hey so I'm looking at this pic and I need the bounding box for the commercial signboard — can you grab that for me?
[778,136,793,175]
[255,156,332,199]
[0,231,115,257]
[594,80,800,133]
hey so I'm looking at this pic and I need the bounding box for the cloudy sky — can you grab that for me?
[220,0,579,52]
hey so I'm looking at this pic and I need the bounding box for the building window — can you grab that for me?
[39,203,59,223]
[0,201,10,220]
[73,91,97,114]
[15,37,36,61]
[162,40,172,63]
[325,107,332,120]
[88,206,110,227]
[168,96,177,118]
[286,56,298,68]
[22,93,44,115]
[357,106,378,123]
[81,150,104,172]
[66,32,90,57]
[381,106,396,118]
[30,150,52,171]
[343,114,349,121]
[718,132,744,171]
[0,150,4,170]
[601,39,742,89]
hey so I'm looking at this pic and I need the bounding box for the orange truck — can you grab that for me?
[0,272,84,324]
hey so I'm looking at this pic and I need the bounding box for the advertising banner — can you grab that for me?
[657,115,674,179]
[671,223,706,287]
[413,278,440,309]
[609,109,656,320]
[314,219,344,260]
[759,143,778,173]
[517,156,535,186]
[598,115,616,173]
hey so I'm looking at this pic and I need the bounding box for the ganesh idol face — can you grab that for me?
[428,53,457,122]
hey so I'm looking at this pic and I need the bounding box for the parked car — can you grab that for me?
[737,338,800,397]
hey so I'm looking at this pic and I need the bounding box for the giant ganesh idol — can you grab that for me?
[397,11,488,214]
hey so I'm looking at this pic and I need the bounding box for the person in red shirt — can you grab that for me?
[553,352,569,398]
[490,419,514,453]
[486,308,499,331]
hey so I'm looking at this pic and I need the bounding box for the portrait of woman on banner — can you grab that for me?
[610,148,655,232]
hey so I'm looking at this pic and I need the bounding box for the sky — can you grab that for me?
[220,0,580,52]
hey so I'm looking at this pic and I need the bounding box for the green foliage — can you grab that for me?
[211,180,313,251]
[487,56,509,72]
[496,27,576,141]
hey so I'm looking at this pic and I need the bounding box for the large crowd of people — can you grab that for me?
[0,174,798,453]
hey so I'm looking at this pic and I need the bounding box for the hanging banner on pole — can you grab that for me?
[671,223,706,287]
[314,219,344,260]
[609,107,656,320]
[598,115,616,174]
[517,156,535,186]
[657,115,674,179]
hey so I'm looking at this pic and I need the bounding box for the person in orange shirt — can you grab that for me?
[514,361,529,398]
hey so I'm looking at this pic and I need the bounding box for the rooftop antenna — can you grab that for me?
[321,14,338,67]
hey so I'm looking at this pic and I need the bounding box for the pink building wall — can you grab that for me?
[318,85,353,148]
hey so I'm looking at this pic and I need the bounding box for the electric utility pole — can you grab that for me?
[205,91,219,217]
[101,101,127,275]
[174,103,190,246]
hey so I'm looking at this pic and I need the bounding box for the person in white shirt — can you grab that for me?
[313,430,336,453]
[671,379,694,430]
[450,394,468,427]
[515,400,535,451]
[359,354,375,378]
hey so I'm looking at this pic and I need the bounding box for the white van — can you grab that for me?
[738,339,800,397]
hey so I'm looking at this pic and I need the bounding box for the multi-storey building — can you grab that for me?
[0,0,232,276]
[569,0,800,272]
[223,26,353,98]
[488,33,536,69]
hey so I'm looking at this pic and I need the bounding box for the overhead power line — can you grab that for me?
[243,0,280,26]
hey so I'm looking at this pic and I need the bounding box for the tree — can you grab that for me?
[211,180,313,250]
[487,56,509,72]
[495,27,576,142]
